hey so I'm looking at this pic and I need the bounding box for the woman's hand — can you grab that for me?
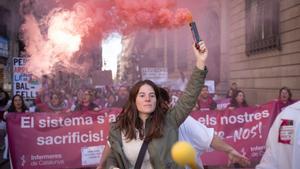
[227,149,251,167]
[211,135,250,167]
[192,41,208,70]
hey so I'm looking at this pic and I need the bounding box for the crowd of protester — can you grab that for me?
[0,78,297,119]
[0,76,297,134]
[0,78,297,168]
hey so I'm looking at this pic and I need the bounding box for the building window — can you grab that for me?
[245,0,280,55]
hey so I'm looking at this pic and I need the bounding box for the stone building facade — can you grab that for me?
[219,0,300,105]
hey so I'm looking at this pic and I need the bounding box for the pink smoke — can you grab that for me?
[20,0,193,77]
[113,0,192,32]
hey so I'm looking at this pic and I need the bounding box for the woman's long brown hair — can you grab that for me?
[230,90,248,108]
[115,80,166,141]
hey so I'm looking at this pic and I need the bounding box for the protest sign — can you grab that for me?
[191,101,278,165]
[6,109,119,169]
[7,102,281,168]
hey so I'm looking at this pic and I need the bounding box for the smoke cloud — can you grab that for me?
[20,0,192,77]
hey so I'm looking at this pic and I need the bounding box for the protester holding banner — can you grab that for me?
[38,91,69,113]
[0,88,10,164]
[73,89,101,112]
[3,94,29,120]
[275,86,296,112]
[0,88,10,122]
[105,41,207,169]
[2,94,29,161]
[227,90,248,109]
[197,85,217,111]
[256,101,300,169]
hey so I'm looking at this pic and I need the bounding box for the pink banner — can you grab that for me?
[6,109,120,169]
[190,101,279,165]
[7,102,281,168]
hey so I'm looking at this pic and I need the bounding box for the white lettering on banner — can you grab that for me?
[20,115,108,129]
[221,110,270,125]
[97,115,105,124]
[36,130,104,145]
[31,154,62,160]
[108,113,117,122]
[197,115,217,126]
[21,116,98,128]
[197,109,270,126]
[224,122,263,142]
[100,112,117,122]
[97,113,117,123]
[30,154,64,167]
[38,116,93,128]
[21,117,34,128]
[250,145,265,158]
[38,160,64,166]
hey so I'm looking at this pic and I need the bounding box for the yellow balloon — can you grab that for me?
[171,141,196,167]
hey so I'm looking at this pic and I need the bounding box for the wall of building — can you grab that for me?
[221,0,300,105]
